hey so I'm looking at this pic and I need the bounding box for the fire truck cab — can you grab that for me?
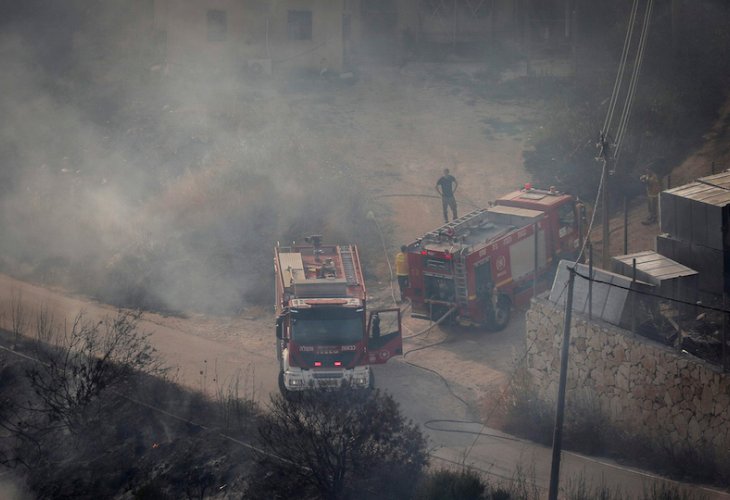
[404,187,581,329]
[274,236,402,394]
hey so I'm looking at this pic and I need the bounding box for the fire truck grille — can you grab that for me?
[299,351,357,369]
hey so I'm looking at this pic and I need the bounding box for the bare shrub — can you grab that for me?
[33,302,56,345]
[638,483,708,500]
[414,468,488,500]
[248,387,428,500]
[502,367,553,446]
[213,366,258,431]
[563,474,625,500]
[9,288,28,349]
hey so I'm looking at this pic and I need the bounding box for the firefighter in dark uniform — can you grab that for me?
[436,168,458,222]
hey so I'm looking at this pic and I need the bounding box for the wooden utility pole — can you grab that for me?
[623,196,628,255]
[601,155,610,269]
[548,266,576,500]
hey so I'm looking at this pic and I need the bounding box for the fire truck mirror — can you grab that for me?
[275,316,284,339]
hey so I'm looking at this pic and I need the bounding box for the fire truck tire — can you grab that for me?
[368,370,375,390]
[487,295,511,331]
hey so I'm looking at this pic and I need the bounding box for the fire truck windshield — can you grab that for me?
[291,308,363,346]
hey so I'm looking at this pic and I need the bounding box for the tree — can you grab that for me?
[248,388,429,500]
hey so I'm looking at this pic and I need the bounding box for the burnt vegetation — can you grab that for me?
[0,304,431,498]
[0,315,257,498]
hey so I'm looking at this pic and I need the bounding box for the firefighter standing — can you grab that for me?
[395,245,409,302]
[640,167,661,225]
[436,168,458,222]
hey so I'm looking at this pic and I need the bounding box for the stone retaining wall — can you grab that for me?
[526,297,730,451]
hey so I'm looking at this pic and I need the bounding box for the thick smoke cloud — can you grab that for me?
[0,2,376,314]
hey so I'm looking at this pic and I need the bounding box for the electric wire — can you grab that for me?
[614,0,652,153]
[572,268,730,314]
[614,0,654,161]
[603,0,640,137]
[575,162,606,263]
[0,342,304,469]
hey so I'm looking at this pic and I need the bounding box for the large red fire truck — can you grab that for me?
[404,186,581,329]
[274,236,403,394]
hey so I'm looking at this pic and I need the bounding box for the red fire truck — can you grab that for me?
[404,186,581,329]
[274,236,403,394]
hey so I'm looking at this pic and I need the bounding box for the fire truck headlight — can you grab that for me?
[288,377,303,387]
[353,375,368,386]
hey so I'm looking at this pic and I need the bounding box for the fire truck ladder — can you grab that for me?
[453,250,469,308]
[424,208,490,241]
[338,246,359,286]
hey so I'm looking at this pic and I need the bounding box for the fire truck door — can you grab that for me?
[366,308,403,364]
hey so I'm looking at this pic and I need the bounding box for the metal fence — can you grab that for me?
[552,260,730,372]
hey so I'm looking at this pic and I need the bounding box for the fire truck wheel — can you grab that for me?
[487,295,511,331]
[368,370,375,390]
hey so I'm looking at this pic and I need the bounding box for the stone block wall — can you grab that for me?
[526,297,730,451]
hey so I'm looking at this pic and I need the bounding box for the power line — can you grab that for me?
[572,268,730,314]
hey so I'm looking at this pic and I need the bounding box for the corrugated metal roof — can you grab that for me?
[613,250,697,282]
[665,171,730,207]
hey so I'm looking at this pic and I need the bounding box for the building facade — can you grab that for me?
[153,0,345,74]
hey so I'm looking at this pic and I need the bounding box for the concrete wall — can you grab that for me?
[154,0,344,74]
[526,297,730,452]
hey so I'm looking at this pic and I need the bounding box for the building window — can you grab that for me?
[207,10,227,41]
[287,10,312,40]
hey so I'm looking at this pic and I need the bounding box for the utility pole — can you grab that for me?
[602,159,610,268]
[598,133,611,269]
[548,266,576,500]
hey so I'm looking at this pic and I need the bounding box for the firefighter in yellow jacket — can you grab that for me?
[395,245,409,303]
[641,167,661,225]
